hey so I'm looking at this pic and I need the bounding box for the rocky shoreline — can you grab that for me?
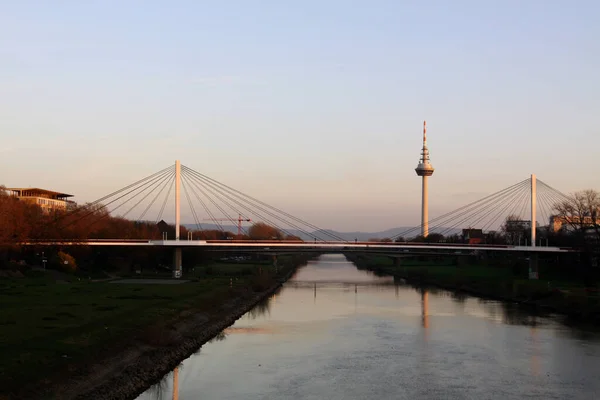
[16,271,294,400]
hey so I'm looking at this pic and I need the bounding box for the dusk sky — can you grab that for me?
[1,1,598,231]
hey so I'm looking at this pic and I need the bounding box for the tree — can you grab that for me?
[485,231,505,245]
[445,234,461,243]
[248,223,283,240]
[424,233,444,243]
[501,215,529,245]
[57,251,77,272]
[553,189,600,240]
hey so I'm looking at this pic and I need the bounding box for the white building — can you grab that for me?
[7,188,75,213]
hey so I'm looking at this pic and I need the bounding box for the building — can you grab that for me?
[462,228,484,244]
[549,215,600,233]
[7,188,75,213]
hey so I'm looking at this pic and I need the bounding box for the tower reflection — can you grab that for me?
[421,289,429,331]
[172,366,179,400]
[530,321,540,377]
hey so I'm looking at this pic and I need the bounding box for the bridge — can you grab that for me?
[20,155,579,281]
[26,238,572,253]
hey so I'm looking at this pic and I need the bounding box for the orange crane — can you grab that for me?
[202,214,252,235]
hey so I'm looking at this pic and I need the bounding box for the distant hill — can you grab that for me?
[182,224,461,241]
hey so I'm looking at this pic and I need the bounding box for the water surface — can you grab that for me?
[137,254,600,400]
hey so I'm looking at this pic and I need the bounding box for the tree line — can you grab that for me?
[0,186,302,270]
[1,185,598,270]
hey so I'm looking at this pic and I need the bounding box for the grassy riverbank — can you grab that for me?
[346,254,600,323]
[0,254,311,400]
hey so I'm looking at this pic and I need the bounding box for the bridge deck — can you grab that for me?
[22,239,574,253]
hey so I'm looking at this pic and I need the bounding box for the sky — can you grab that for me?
[1,1,599,232]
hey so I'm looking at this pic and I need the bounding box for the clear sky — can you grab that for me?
[1,1,598,232]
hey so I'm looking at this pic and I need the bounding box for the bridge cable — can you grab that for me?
[95,168,174,219]
[390,178,530,240]
[179,172,224,232]
[138,170,175,221]
[424,179,528,238]
[537,186,554,231]
[183,168,307,239]
[537,180,573,202]
[439,182,527,236]
[69,168,176,233]
[516,186,530,221]
[182,166,332,241]
[182,165,348,242]
[182,169,249,235]
[183,165,344,242]
[470,182,530,234]
[186,171,312,239]
[436,181,529,236]
[180,173,203,232]
[120,169,176,219]
[483,184,530,232]
[57,167,175,234]
[156,174,175,223]
[428,179,530,234]
[182,170,239,233]
[396,179,530,240]
[43,165,174,237]
[183,167,308,238]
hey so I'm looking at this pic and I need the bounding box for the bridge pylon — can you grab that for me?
[529,174,539,280]
[173,160,182,278]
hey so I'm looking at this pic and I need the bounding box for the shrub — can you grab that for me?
[58,251,77,272]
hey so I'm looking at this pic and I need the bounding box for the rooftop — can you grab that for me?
[7,188,74,199]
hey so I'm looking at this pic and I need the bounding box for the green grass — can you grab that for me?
[349,253,600,321]
[0,256,305,395]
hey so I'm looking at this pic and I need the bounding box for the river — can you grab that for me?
[136,254,600,400]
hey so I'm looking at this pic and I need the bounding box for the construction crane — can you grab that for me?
[202,214,252,236]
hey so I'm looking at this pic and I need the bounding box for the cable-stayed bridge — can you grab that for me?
[25,160,578,279]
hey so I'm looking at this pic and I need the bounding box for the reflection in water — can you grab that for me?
[208,330,227,343]
[147,364,182,400]
[530,324,540,377]
[421,289,429,330]
[246,294,273,320]
[137,254,600,400]
[450,291,467,304]
[147,374,169,400]
[171,366,179,400]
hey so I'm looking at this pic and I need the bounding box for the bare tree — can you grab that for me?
[501,214,528,245]
[553,189,600,241]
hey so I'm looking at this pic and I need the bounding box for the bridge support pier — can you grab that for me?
[528,254,539,280]
[272,255,278,274]
[392,257,402,267]
[173,248,182,278]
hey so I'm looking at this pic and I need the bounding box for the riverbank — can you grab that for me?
[1,254,312,400]
[346,254,600,324]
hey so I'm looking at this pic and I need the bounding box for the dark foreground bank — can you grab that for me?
[2,255,312,400]
[346,254,600,325]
